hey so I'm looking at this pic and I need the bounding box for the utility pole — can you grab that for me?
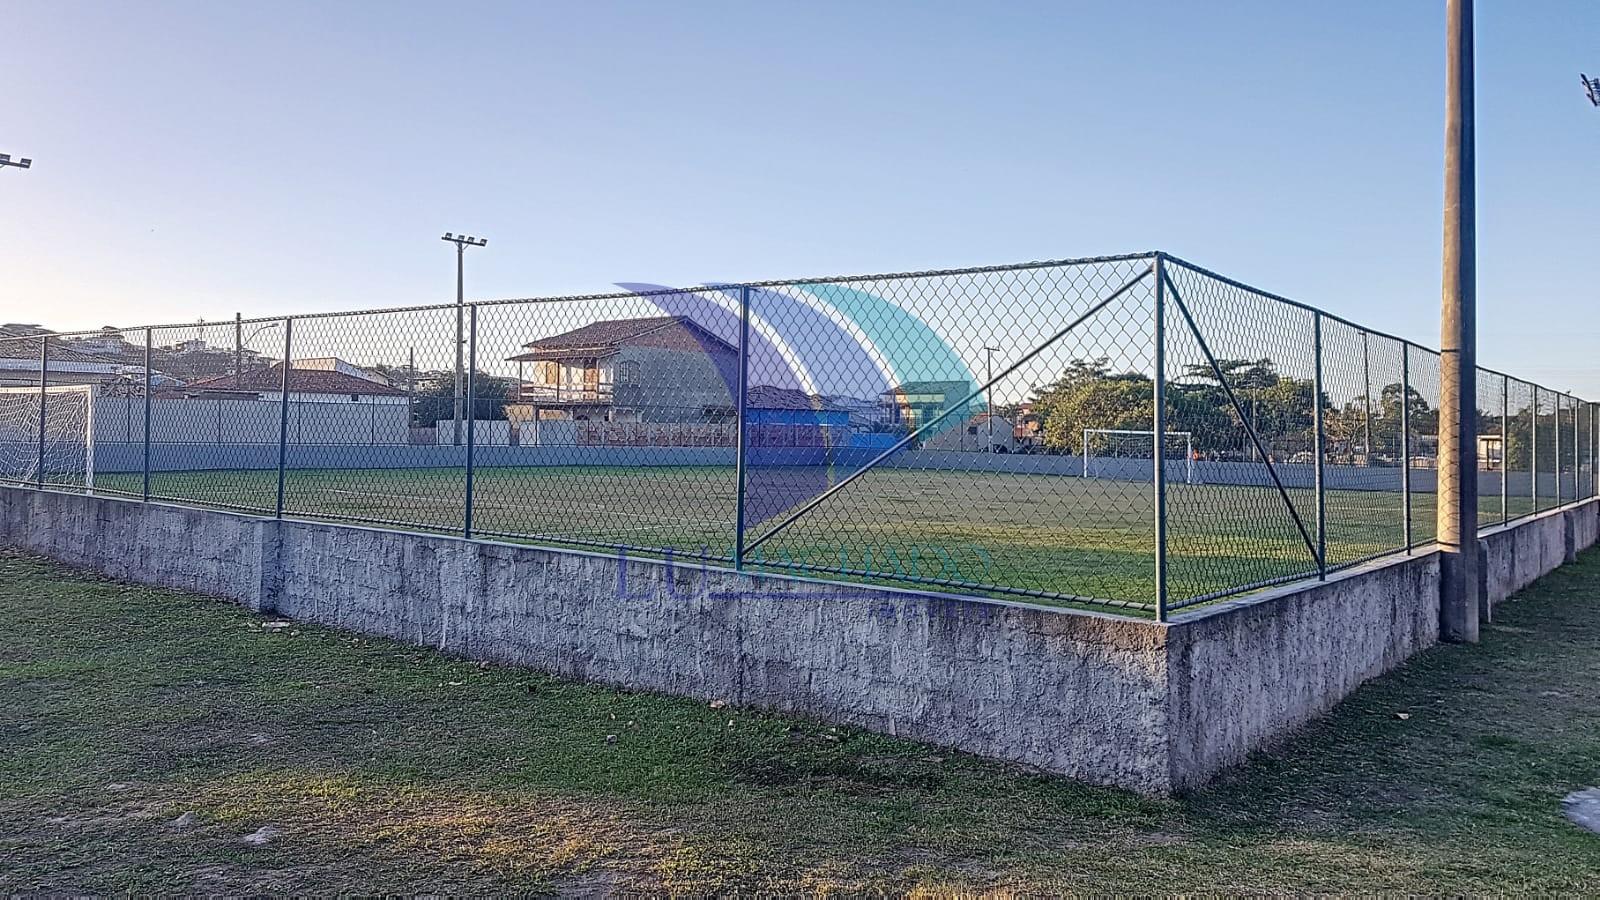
[235,314,243,388]
[441,232,487,446]
[1439,0,1480,641]
[983,346,1001,451]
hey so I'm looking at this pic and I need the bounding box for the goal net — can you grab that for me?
[0,385,96,491]
[1082,429,1194,484]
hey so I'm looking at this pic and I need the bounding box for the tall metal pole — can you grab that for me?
[1152,256,1169,618]
[234,313,243,388]
[442,233,487,446]
[276,318,293,519]
[983,346,1001,452]
[1313,311,1326,578]
[733,285,751,571]
[407,347,416,439]
[1402,344,1413,551]
[1438,0,1479,642]
[142,328,152,501]
[464,305,478,539]
[453,243,465,447]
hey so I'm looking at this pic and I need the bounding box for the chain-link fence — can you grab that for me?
[0,252,1594,618]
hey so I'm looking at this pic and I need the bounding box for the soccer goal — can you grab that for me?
[1082,428,1193,484]
[0,384,96,492]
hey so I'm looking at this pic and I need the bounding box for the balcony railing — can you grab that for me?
[514,382,615,403]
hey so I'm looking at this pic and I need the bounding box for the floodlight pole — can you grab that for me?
[983,346,1001,451]
[442,232,487,446]
[1439,0,1480,641]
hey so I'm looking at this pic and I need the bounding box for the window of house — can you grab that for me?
[967,425,979,435]
[616,360,640,385]
[539,361,559,383]
[351,394,361,402]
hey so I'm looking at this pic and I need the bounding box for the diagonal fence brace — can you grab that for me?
[1160,266,1322,570]
[743,264,1157,556]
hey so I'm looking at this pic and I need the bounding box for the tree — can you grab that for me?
[411,370,518,424]
[1028,358,1154,453]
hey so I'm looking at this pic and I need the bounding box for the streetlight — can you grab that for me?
[0,153,33,173]
[234,315,281,387]
[441,232,487,446]
[1583,73,1600,107]
[983,345,1001,452]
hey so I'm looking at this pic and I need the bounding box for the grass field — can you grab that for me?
[1,547,1597,893]
[90,464,1550,611]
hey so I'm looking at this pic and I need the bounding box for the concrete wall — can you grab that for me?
[1480,499,1600,608]
[1165,552,1441,790]
[1,484,1592,795]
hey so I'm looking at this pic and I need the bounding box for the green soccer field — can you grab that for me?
[91,464,1542,612]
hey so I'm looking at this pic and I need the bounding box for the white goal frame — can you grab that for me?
[0,384,96,493]
[1082,428,1193,484]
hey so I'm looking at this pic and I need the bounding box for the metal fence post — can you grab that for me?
[1152,256,1169,618]
[1572,394,1580,505]
[733,285,751,571]
[1555,393,1563,507]
[276,317,293,519]
[1500,373,1508,524]
[1313,311,1326,578]
[464,304,478,539]
[1531,388,1538,512]
[36,334,48,488]
[1401,344,1412,551]
[143,328,153,501]
[1361,330,1372,460]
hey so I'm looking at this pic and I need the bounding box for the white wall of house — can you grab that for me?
[257,390,407,405]
[91,395,409,445]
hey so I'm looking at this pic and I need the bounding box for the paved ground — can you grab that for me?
[0,546,1596,893]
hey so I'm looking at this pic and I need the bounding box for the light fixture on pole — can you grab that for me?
[0,153,33,173]
[441,232,488,446]
[1583,73,1600,107]
[235,319,281,386]
[983,346,1001,452]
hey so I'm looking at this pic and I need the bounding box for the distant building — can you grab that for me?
[178,362,409,405]
[746,386,850,446]
[921,412,1018,453]
[505,315,736,424]
[0,326,128,388]
[289,357,393,386]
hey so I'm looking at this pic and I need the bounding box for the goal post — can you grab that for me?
[1082,428,1193,484]
[0,384,96,493]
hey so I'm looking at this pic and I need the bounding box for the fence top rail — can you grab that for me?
[0,251,1167,339]
[0,248,1590,407]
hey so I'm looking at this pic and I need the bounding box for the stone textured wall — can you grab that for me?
[1480,500,1599,609]
[3,485,1592,795]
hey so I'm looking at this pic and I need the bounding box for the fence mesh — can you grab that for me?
[2,252,1593,618]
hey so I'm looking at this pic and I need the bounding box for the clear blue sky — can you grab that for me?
[1,1,1596,394]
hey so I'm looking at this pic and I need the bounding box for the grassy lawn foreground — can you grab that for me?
[1,546,1597,893]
